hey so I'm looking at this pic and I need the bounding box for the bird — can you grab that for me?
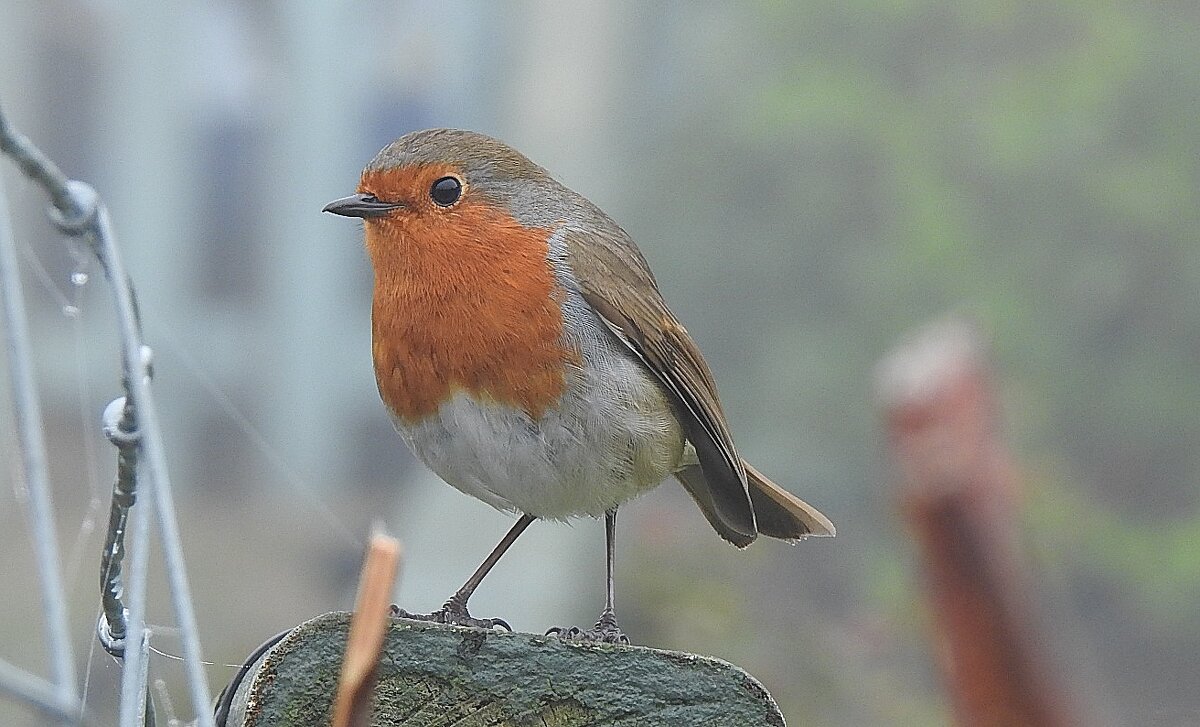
[323,128,834,643]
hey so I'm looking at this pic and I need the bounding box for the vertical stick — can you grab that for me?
[877,319,1075,727]
[331,531,403,727]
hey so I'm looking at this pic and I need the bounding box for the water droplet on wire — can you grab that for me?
[71,271,89,286]
[62,305,80,318]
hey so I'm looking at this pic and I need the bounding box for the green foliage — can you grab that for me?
[620,1,1199,720]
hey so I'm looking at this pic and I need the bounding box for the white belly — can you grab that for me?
[394,315,685,519]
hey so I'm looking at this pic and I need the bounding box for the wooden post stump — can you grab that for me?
[877,318,1076,726]
[219,612,786,726]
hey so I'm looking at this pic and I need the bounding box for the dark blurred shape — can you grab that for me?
[877,319,1076,727]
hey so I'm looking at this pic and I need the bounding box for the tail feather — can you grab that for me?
[677,460,835,546]
[744,462,835,539]
[675,464,756,548]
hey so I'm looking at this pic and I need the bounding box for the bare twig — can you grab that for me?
[0,134,80,725]
[331,530,403,727]
[0,104,214,727]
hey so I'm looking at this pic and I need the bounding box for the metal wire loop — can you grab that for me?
[97,612,129,659]
[102,397,141,447]
[45,179,98,235]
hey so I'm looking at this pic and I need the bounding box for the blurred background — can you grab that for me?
[1,1,1197,725]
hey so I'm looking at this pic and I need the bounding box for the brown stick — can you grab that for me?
[877,319,1075,727]
[331,530,403,727]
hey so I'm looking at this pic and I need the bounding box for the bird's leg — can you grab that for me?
[395,513,535,631]
[547,508,629,644]
[592,507,627,641]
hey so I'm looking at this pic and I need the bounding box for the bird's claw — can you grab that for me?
[546,608,629,644]
[391,599,512,632]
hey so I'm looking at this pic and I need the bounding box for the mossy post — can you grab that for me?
[218,612,787,726]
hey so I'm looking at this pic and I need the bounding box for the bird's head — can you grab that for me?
[323,128,565,240]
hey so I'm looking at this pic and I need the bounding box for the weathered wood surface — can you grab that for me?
[221,611,786,726]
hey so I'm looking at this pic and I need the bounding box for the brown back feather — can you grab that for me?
[564,225,757,542]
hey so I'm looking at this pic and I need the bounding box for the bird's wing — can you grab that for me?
[562,223,757,543]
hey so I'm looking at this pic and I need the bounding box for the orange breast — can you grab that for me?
[362,182,572,423]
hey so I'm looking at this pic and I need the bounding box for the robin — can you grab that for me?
[323,129,834,643]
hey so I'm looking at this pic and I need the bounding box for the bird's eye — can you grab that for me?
[430,176,462,207]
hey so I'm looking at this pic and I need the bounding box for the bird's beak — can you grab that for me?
[322,194,404,218]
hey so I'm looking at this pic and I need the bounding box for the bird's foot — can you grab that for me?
[391,596,511,631]
[546,608,629,644]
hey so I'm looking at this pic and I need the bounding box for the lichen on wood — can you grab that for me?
[221,612,786,726]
